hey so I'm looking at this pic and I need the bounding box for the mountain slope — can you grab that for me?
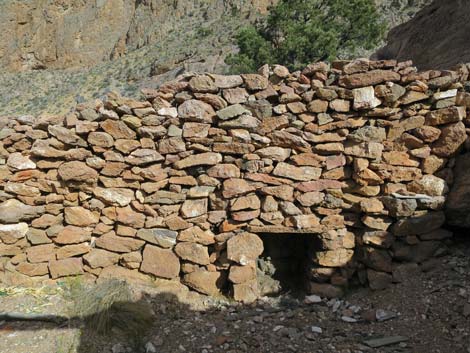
[0,0,430,116]
[375,0,470,70]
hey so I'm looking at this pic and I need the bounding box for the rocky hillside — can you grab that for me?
[0,0,428,116]
[375,0,470,70]
[0,0,275,72]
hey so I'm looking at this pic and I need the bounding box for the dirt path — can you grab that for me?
[1,241,469,353]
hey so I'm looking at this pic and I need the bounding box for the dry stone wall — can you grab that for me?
[1,58,470,302]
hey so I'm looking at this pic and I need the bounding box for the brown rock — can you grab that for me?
[88,132,114,147]
[360,199,384,213]
[233,279,259,303]
[116,206,146,228]
[213,143,254,155]
[207,164,241,179]
[223,179,255,198]
[425,106,466,126]
[414,126,441,143]
[223,87,249,104]
[408,175,448,196]
[180,199,208,218]
[241,74,269,90]
[295,180,345,192]
[183,269,225,296]
[227,232,263,265]
[101,119,136,139]
[0,223,28,244]
[188,75,218,93]
[83,248,120,268]
[314,249,354,267]
[296,192,324,207]
[7,153,36,170]
[16,262,49,277]
[26,244,55,263]
[140,245,180,279]
[182,122,211,138]
[432,122,466,157]
[58,161,98,182]
[291,214,321,229]
[229,264,256,284]
[174,242,210,265]
[344,141,383,159]
[174,152,222,169]
[260,185,295,201]
[158,137,186,154]
[271,131,311,153]
[48,125,86,147]
[55,226,92,244]
[177,226,215,245]
[422,155,446,174]
[95,231,144,253]
[362,216,392,231]
[362,230,394,248]
[230,194,261,211]
[256,147,291,162]
[383,151,419,167]
[64,207,99,226]
[291,153,325,167]
[232,209,260,221]
[330,99,350,112]
[125,149,164,165]
[339,70,401,88]
[258,115,289,135]
[308,99,329,113]
[49,258,83,279]
[136,228,177,248]
[56,243,90,259]
[178,99,216,123]
[273,162,321,181]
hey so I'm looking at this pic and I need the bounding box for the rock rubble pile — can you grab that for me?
[1,58,469,302]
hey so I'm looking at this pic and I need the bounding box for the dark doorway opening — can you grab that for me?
[256,233,316,297]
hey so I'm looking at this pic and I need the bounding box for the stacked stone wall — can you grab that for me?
[1,58,470,302]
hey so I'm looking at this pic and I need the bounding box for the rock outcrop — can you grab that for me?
[1,59,469,302]
[0,0,275,72]
[375,0,470,70]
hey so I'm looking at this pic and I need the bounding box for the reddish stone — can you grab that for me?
[140,245,180,279]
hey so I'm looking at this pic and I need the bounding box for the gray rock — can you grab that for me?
[136,228,178,248]
[217,104,251,120]
[0,199,45,223]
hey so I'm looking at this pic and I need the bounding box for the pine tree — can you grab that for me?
[226,0,386,73]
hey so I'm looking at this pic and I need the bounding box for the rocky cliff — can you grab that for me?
[0,0,275,72]
[375,0,470,70]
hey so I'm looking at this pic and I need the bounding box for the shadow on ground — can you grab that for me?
[0,281,200,353]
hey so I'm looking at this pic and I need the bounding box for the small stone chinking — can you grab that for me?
[1,58,470,303]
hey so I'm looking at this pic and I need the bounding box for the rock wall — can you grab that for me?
[1,59,469,302]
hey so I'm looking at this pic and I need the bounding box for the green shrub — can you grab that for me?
[226,0,386,73]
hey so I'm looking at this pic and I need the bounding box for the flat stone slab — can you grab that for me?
[248,225,325,234]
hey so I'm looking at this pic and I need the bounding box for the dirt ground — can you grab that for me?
[1,239,469,353]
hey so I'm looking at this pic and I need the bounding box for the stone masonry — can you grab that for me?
[1,58,470,302]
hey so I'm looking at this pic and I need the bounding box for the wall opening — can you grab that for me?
[256,233,317,297]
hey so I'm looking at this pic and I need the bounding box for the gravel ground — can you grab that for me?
[1,240,469,353]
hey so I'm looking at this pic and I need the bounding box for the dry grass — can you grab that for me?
[64,278,154,339]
